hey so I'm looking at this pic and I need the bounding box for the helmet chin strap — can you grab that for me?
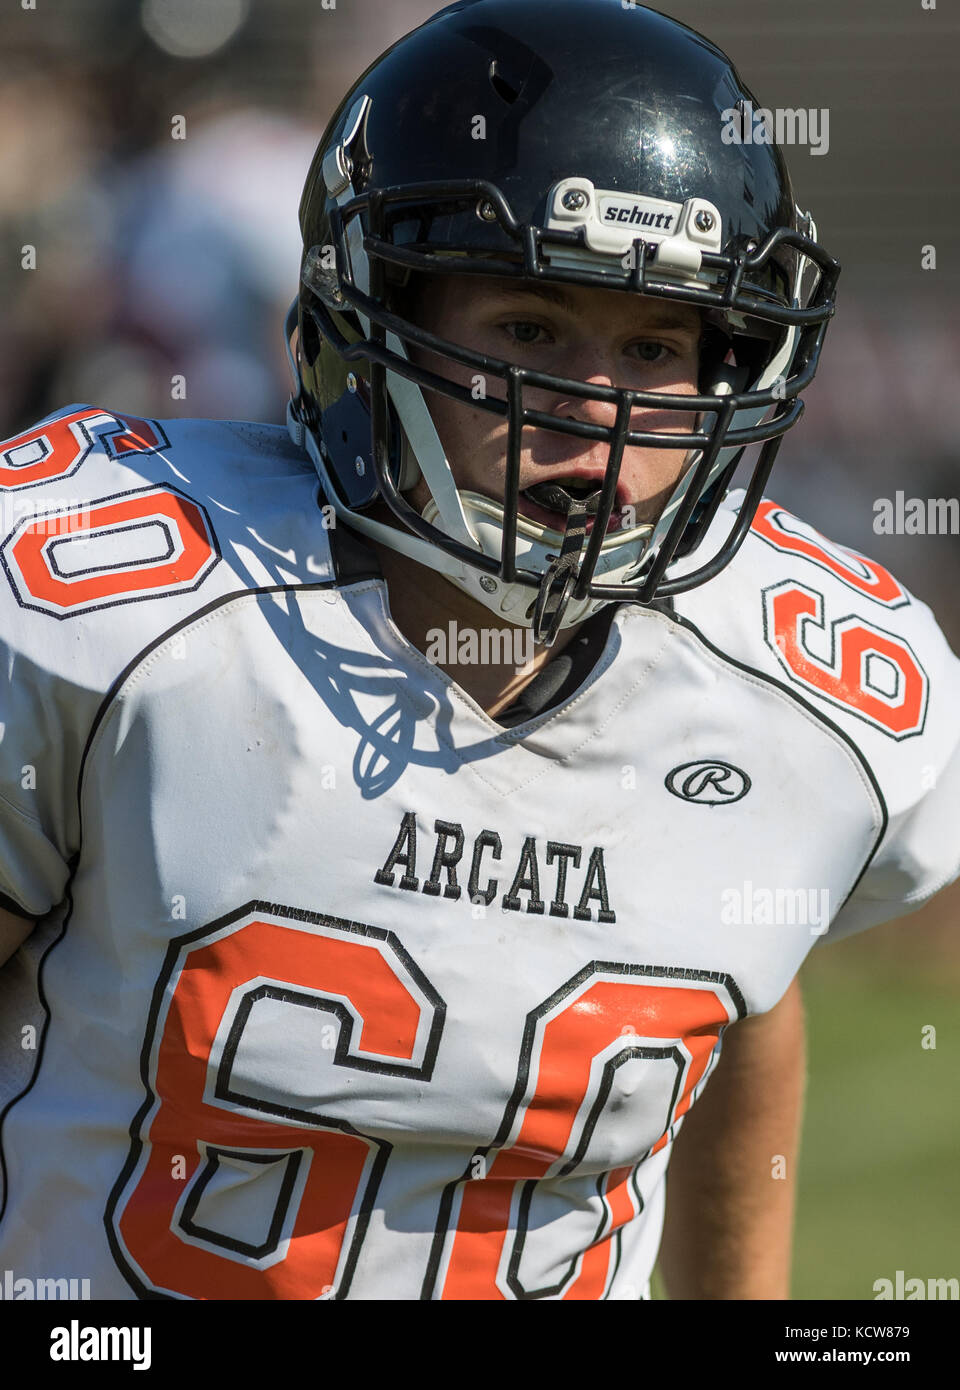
[526,482,602,645]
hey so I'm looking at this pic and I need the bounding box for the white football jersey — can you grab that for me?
[0,405,957,1300]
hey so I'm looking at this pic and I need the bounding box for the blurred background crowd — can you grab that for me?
[0,0,956,629]
[1,0,957,1295]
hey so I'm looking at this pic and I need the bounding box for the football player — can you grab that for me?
[0,0,957,1302]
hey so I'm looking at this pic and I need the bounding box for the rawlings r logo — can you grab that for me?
[665,760,751,806]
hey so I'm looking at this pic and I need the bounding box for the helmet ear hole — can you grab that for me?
[700,326,778,395]
[698,327,736,393]
[707,362,745,395]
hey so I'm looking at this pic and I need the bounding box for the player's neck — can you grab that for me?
[366,536,581,720]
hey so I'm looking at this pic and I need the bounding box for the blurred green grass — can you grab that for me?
[651,919,960,1301]
[791,941,958,1300]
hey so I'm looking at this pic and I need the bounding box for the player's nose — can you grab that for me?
[545,350,623,428]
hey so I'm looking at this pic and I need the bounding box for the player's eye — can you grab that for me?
[631,341,674,365]
[502,320,550,346]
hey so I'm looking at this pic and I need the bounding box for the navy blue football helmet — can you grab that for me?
[286,0,839,642]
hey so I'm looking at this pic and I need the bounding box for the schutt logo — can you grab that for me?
[665,760,751,806]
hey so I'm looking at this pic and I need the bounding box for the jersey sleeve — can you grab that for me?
[0,403,225,917]
[823,650,960,943]
[0,408,107,916]
[673,492,960,945]
[827,744,960,940]
[0,644,80,917]
[0,402,333,918]
[801,568,960,945]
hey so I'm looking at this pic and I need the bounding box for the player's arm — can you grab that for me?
[657,975,805,1300]
[0,904,34,967]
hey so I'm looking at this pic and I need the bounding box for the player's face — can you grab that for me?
[401,274,703,531]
